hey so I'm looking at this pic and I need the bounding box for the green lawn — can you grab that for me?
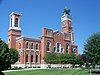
[5,69,100,75]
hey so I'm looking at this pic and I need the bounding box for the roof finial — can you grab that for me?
[63,7,70,15]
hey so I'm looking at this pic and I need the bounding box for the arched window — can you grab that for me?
[36,44,38,50]
[73,48,76,53]
[25,54,28,62]
[57,43,60,52]
[36,55,38,63]
[15,18,18,27]
[31,43,34,49]
[18,43,21,49]
[26,42,29,49]
[31,54,33,62]
[66,43,69,53]
[71,47,76,53]
[8,39,10,43]
[11,18,12,27]
[18,54,20,62]
[46,41,51,51]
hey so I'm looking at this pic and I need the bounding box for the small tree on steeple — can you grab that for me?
[63,8,70,15]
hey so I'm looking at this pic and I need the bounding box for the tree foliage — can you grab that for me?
[44,52,83,67]
[84,32,100,65]
[0,38,18,71]
[44,52,58,64]
[9,48,18,64]
[0,38,10,71]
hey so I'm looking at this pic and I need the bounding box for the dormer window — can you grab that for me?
[15,18,18,27]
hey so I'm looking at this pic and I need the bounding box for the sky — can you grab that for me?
[0,0,100,54]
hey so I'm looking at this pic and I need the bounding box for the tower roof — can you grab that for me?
[63,8,70,15]
[9,11,22,16]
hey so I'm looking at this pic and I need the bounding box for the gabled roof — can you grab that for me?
[53,30,64,35]
[53,30,61,34]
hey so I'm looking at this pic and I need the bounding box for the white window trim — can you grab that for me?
[31,42,34,50]
[18,42,21,49]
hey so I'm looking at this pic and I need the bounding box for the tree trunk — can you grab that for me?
[0,71,4,75]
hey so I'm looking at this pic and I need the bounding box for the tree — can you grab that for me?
[58,53,68,64]
[9,48,18,64]
[67,53,77,67]
[84,32,100,67]
[0,38,10,71]
[0,38,18,74]
[44,52,58,64]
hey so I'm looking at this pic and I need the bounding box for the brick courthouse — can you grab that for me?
[8,9,78,68]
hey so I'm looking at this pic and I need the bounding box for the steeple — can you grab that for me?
[61,8,72,33]
[8,12,22,31]
[8,11,22,48]
[61,8,74,43]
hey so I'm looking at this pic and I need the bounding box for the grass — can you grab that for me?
[5,68,100,75]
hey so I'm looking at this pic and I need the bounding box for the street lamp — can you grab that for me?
[89,63,92,75]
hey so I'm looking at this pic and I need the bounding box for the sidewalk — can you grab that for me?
[3,68,45,73]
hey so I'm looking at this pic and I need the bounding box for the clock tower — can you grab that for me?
[61,8,74,43]
[8,12,22,48]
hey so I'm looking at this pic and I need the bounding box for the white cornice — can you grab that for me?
[9,11,22,16]
[8,27,21,31]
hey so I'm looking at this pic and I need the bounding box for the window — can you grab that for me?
[11,18,12,27]
[46,30,50,35]
[18,54,20,62]
[71,47,76,53]
[61,48,63,52]
[36,55,38,63]
[66,43,69,53]
[18,43,21,49]
[73,48,76,53]
[8,39,10,43]
[46,41,51,51]
[31,43,34,49]
[68,20,71,25]
[31,54,33,62]
[26,42,29,49]
[57,43,60,52]
[15,18,18,27]
[46,30,52,36]
[25,54,28,62]
[36,44,38,50]
[53,46,56,52]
